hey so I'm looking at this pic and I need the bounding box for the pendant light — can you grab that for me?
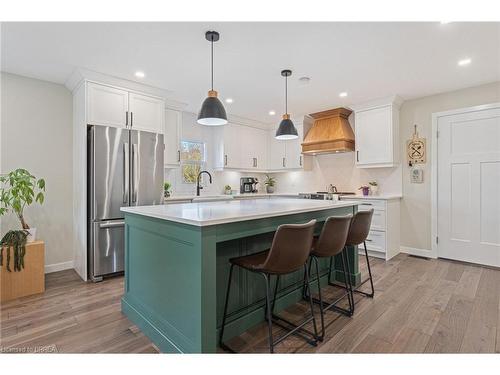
[197,31,227,126]
[275,69,298,140]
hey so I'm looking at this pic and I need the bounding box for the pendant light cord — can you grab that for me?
[285,74,288,114]
[211,37,214,91]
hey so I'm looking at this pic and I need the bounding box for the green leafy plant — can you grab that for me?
[368,181,378,186]
[0,230,28,272]
[163,182,172,192]
[264,175,276,187]
[0,168,45,229]
[224,185,231,191]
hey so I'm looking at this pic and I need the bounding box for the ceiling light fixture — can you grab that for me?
[275,69,298,140]
[197,31,227,126]
[269,110,276,116]
[339,92,348,98]
[225,98,233,104]
[135,71,145,78]
[458,58,471,66]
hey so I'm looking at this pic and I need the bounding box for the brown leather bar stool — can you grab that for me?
[303,215,354,341]
[219,220,319,353]
[343,209,375,311]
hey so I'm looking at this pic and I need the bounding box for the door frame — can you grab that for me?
[431,102,500,259]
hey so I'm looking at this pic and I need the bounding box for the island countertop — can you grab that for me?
[121,198,359,226]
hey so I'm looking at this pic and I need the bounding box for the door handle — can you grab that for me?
[130,112,133,127]
[132,144,138,203]
[99,221,125,229]
[123,143,129,203]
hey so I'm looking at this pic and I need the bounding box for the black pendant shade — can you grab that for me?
[275,69,298,140]
[197,31,227,126]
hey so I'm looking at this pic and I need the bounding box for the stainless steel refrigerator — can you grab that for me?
[87,125,163,281]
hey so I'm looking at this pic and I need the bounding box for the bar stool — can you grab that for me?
[219,219,319,353]
[303,215,354,341]
[341,209,375,312]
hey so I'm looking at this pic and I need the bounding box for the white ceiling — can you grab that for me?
[1,22,499,123]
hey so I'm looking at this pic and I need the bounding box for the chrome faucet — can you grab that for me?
[196,170,212,196]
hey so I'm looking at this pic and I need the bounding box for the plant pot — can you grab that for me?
[164,190,171,198]
[225,189,232,195]
[361,187,370,196]
[266,185,275,194]
[370,186,379,195]
[26,228,37,243]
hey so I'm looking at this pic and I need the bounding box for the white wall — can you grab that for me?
[399,81,500,252]
[164,111,268,195]
[0,72,73,272]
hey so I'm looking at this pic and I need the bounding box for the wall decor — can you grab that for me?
[407,124,426,167]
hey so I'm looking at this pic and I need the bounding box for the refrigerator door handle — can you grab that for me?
[123,142,129,203]
[132,143,138,203]
[99,220,125,229]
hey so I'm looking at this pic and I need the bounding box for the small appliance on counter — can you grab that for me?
[240,177,259,194]
[299,189,355,201]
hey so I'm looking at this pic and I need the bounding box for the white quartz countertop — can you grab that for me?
[164,192,299,202]
[121,198,359,226]
[340,194,402,200]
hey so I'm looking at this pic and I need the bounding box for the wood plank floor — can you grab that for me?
[1,254,499,353]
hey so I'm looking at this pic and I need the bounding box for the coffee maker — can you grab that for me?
[240,177,258,194]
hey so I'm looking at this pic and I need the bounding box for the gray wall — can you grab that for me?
[399,81,500,251]
[0,72,74,270]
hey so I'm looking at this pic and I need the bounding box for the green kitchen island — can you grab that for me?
[121,198,360,353]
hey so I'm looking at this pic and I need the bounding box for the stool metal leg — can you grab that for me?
[271,275,280,314]
[363,241,375,298]
[304,264,319,343]
[262,273,274,353]
[219,264,235,352]
[312,256,325,341]
[341,249,354,316]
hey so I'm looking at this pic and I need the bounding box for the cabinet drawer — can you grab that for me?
[370,209,386,231]
[365,230,386,253]
[355,199,386,211]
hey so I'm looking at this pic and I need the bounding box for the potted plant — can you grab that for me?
[0,168,45,243]
[264,175,276,194]
[369,181,379,195]
[358,185,370,197]
[224,185,232,195]
[163,181,172,198]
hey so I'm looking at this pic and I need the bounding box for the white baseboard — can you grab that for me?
[400,246,436,259]
[45,261,74,274]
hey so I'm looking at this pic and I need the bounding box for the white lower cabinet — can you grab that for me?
[341,197,401,260]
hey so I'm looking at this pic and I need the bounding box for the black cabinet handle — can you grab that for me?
[177,150,181,162]
[126,111,129,127]
[130,112,133,127]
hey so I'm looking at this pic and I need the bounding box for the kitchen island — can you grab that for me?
[121,198,360,353]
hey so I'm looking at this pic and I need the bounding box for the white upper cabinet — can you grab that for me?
[87,83,129,128]
[214,123,268,171]
[86,82,165,134]
[164,109,182,167]
[128,93,164,133]
[268,120,304,171]
[353,96,402,168]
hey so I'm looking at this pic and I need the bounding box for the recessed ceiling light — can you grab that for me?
[299,76,311,84]
[135,71,145,78]
[440,21,452,24]
[339,92,348,98]
[225,98,233,104]
[458,58,471,66]
[269,110,276,116]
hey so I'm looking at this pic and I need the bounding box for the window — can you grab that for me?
[180,140,206,184]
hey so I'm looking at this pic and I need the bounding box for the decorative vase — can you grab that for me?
[370,185,379,195]
[266,185,275,194]
[164,190,171,198]
[361,187,370,196]
[26,228,37,243]
[225,189,232,195]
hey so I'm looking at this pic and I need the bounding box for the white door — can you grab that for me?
[437,105,500,267]
[128,93,164,133]
[87,82,129,128]
[164,109,181,166]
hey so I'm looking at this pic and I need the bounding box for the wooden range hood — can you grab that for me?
[301,107,355,155]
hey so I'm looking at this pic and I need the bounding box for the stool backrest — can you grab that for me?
[346,209,374,246]
[261,219,317,274]
[314,215,353,257]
